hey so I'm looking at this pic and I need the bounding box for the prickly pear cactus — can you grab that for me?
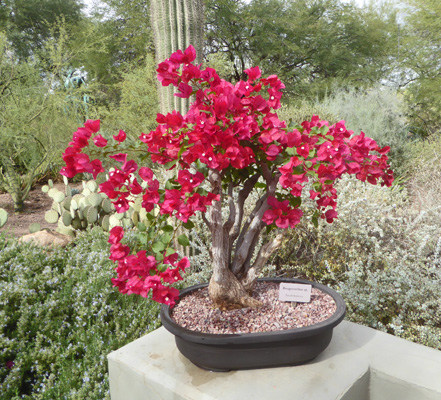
[42,178,150,235]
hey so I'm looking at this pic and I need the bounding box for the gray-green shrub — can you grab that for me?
[0,229,160,400]
[275,174,441,349]
[310,85,411,175]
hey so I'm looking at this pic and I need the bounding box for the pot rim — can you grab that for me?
[160,277,346,345]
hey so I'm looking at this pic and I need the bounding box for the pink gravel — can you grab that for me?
[171,281,337,334]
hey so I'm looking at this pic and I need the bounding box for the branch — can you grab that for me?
[233,191,268,257]
[201,212,212,231]
[223,180,236,233]
[208,169,229,280]
[229,173,260,244]
[231,168,280,275]
[248,232,286,275]
[240,232,287,292]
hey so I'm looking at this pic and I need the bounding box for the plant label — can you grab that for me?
[279,283,312,303]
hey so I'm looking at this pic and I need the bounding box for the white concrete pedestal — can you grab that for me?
[108,321,441,400]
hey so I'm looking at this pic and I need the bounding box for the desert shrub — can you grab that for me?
[0,229,160,400]
[311,85,411,176]
[402,134,441,212]
[275,173,441,349]
[97,55,159,141]
[277,103,338,128]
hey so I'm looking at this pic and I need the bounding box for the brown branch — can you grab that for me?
[240,232,287,292]
[223,181,236,233]
[208,168,229,279]
[229,173,260,244]
[231,167,280,275]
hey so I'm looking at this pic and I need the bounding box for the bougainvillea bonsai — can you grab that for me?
[61,45,393,310]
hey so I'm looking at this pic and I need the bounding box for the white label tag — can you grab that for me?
[279,283,312,303]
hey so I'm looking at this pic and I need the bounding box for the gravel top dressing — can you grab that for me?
[171,281,337,334]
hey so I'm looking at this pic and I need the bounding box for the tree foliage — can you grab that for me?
[0,30,82,211]
[0,0,83,59]
[399,0,441,136]
[205,0,397,98]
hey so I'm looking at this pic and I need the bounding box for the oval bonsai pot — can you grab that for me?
[160,277,346,372]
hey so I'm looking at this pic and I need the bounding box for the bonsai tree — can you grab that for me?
[61,45,393,310]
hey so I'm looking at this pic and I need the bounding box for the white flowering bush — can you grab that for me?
[0,229,160,400]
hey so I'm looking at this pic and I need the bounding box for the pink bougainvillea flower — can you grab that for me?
[161,267,183,284]
[296,144,310,158]
[175,82,193,98]
[113,130,127,143]
[325,209,338,223]
[244,66,261,82]
[177,170,205,193]
[109,243,130,261]
[151,286,180,306]
[138,166,154,182]
[93,134,108,147]
[108,226,124,244]
[84,119,100,133]
[183,44,197,63]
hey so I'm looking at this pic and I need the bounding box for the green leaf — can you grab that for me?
[197,187,208,196]
[312,215,319,228]
[324,180,334,185]
[148,228,156,239]
[305,161,313,169]
[137,222,146,232]
[312,182,322,192]
[165,180,173,190]
[139,233,148,245]
[160,233,171,244]
[292,166,304,175]
[161,224,174,233]
[291,197,302,208]
[146,212,155,221]
[183,220,195,229]
[163,160,177,170]
[255,182,266,189]
[177,234,190,247]
[152,241,166,253]
[286,147,296,156]
[165,247,176,256]
[319,125,329,135]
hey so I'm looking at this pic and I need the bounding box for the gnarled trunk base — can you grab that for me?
[208,269,261,311]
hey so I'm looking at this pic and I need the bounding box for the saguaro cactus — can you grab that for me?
[150,0,205,115]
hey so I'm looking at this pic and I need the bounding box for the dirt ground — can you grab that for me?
[0,183,80,238]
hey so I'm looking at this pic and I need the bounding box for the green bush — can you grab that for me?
[0,229,160,400]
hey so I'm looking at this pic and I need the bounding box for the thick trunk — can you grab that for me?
[208,268,261,310]
[206,166,284,310]
[208,169,261,309]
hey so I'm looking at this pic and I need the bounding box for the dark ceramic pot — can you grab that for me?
[160,277,346,372]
